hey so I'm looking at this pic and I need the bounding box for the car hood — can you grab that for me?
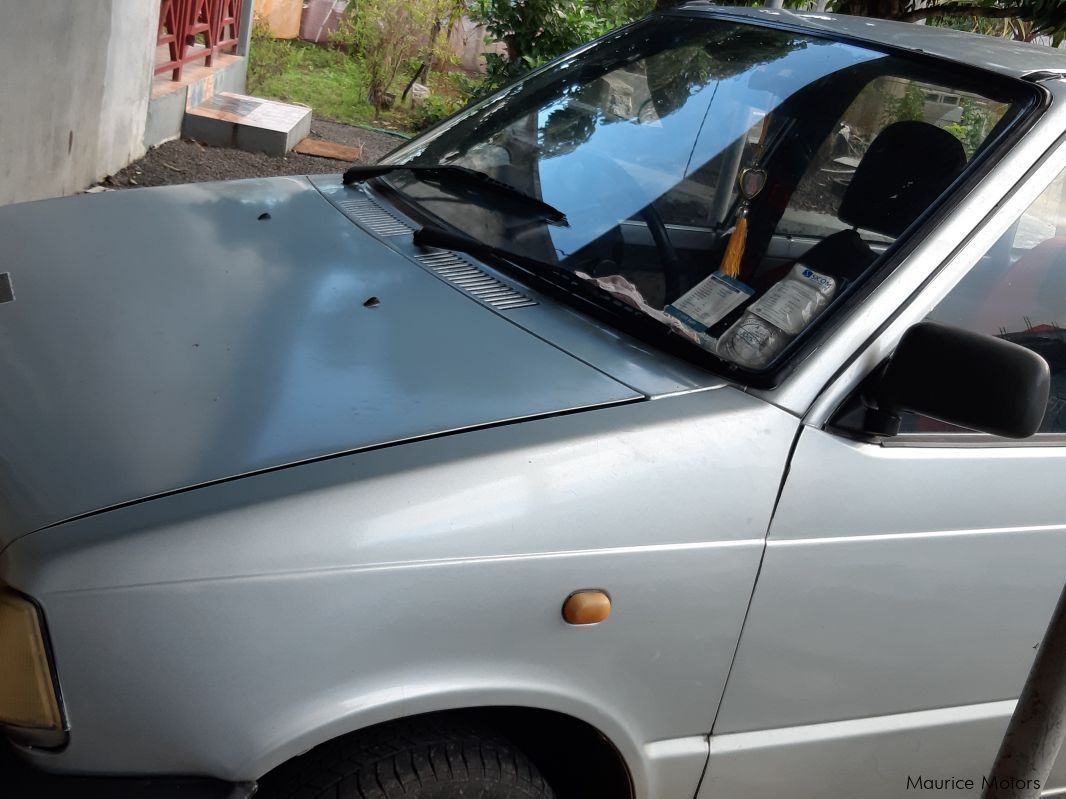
[0,177,640,542]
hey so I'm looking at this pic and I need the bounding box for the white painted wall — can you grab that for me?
[0,0,158,207]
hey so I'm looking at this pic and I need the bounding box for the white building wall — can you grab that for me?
[0,0,158,207]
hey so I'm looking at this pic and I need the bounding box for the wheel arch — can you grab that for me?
[255,706,634,799]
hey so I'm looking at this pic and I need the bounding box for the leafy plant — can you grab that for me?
[400,1,467,103]
[944,98,993,157]
[884,83,927,125]
[247,20,293,86]
[448,70,485,100]
[410,94,464,131]
[463,0,1066,109]
[470,0,656,95]
[630,0,1066,40]
[830,0,1066,39]
[333,0,458,114]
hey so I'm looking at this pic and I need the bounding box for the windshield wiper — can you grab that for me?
[413,224,690,345]
[343,163,568,227]
[413,224,561,276]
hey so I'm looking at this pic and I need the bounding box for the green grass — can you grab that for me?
[247,36,374,127]
[247,29,483,135]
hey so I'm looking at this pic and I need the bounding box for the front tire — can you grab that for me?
[257,719,557,799]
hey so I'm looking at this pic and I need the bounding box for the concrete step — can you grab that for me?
[146,54,248,149]
[182,92,311,156]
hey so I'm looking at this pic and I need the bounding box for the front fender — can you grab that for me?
[4,391,794,799]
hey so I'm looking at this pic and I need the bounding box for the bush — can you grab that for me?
[884,83,927,125]
[945,99,993,158]
[410,94,464,132]
[471,0,654,94]
[333,0,461,115]
[247,21,294,87]
[448,71,485,101]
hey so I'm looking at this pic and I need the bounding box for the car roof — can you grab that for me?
[673,3,1066,80]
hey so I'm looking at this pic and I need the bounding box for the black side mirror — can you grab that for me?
[863,321,1051,439]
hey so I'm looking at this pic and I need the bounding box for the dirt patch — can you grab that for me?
[96,118,404,190]
[310,118,405,164]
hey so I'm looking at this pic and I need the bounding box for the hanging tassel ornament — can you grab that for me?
[717,113,773,281]
[664,117,776,342]
[720,206,749,279]
[720,165,766,280]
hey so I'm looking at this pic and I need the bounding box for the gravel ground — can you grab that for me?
[96,117,404,190]
[310,118,402,163]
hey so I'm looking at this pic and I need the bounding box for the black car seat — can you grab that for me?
[761,120,968,289]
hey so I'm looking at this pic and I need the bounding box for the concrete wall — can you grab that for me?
[448,16,507,74]
[0,0,158,207]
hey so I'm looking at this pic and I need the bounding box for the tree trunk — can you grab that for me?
[504,32,520,62]
[401,62,428,103]
[402,17,444,104]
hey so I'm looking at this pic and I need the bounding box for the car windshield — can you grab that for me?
[379,15,1032,373]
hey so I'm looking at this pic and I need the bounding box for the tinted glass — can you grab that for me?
[777,76,1008,242]
[382,17,1030,373]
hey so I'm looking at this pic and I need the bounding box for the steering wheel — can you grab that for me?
[638,202,683,302]
[556,149,683,302]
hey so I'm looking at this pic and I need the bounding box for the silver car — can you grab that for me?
[3,6,1066,799]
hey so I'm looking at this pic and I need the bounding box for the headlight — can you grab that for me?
[0,590,64,744]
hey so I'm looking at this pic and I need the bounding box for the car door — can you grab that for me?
[697,145,1066,798]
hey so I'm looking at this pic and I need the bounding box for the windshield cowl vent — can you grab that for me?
[336,194,413,237]
[415,250,537,310]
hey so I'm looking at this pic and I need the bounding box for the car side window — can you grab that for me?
[900,167,1066,435]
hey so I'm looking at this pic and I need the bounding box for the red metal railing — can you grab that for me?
[156,0,244,80]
